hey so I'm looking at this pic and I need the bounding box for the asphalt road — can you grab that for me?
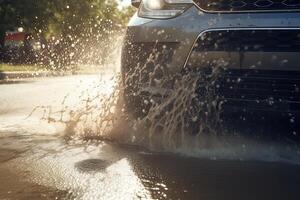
[0,74,300,200]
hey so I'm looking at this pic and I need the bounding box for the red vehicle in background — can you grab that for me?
[2,30,37,64]
[5,31,26,48]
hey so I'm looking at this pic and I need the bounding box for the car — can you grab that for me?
[121,0,300,130]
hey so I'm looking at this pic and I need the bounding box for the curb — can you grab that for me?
[0,71,77,80]
[0,69,115,81]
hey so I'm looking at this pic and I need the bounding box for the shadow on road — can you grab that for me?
[0,80,32,85]
[0,71,34,84]
[0,71,4,80]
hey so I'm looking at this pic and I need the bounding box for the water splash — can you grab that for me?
[26,72,300,164]
[26,36,300,164]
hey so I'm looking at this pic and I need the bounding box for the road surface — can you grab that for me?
[0,74,300,200]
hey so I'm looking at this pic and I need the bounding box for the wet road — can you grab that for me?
[0,74,300,200]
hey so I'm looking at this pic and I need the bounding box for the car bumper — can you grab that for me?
[122,6,300,114]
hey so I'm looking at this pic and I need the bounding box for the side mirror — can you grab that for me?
[132,0,141,8]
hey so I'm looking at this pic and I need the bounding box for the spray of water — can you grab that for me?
[27,33,300,164]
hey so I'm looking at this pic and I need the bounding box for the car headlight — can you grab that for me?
[138,0,193,19]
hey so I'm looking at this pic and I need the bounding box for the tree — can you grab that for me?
[0,0,136,65]
[0,0,53,47]
[0,0,17,47]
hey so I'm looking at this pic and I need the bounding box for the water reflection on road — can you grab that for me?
[0,74,300,200]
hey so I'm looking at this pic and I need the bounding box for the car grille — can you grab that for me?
[194,29,300,52]
[194,0,300,12]
[216,70,300,112]
[187,29,300,112]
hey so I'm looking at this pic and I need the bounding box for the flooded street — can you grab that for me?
[0,74,300,200]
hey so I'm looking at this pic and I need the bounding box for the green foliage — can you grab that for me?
[0,0,135,45]
[118,6,137,26]
[0,63,47,72]
[48,0,119,37]
[0,0,53,45]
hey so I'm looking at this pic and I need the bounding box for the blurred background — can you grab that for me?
[0,0,135,72]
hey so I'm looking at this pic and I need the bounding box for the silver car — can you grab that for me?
[121,0,300,122]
